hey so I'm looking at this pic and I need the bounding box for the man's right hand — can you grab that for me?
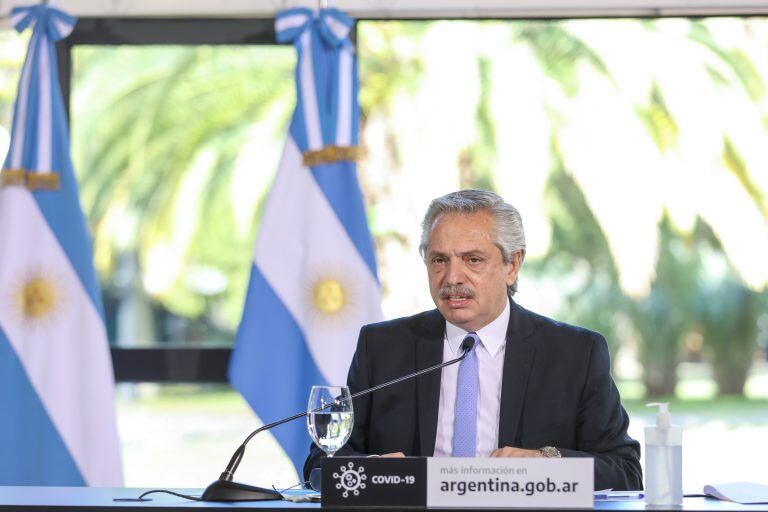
[381,452,405,458]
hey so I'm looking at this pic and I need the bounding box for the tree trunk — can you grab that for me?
[713,362,750,396]
[643,358,678,397]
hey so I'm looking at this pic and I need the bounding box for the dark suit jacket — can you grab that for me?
[304,299,642,491]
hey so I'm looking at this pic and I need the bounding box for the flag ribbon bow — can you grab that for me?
[0,4,77,191]
[275,8,354,47]
[275,8,359,167]
[11,4,76,41]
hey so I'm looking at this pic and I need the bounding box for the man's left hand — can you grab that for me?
[489,447,543,458]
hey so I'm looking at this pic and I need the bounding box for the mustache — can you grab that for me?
[439,284,475,299]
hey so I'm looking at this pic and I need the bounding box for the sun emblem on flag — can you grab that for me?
[9,270,65,328]
[20,276,58,318]
[313,278,346,315]
[307,269,358,329]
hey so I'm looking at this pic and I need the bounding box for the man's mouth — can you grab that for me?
[445,296,471,307]
[439,285,474,306]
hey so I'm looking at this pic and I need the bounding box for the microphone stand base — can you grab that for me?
[201,479,282,501]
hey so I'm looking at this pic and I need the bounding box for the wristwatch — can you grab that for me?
[539,446,562,458]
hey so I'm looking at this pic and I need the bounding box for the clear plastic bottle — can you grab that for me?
[644,402,683,505]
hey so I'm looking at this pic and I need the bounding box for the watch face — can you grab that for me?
[541,446,562,458]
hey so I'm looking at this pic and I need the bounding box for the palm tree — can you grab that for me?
[0,31,30,153]
[358,17,768,396]
[72,45,295,339]
[68,18,768,391]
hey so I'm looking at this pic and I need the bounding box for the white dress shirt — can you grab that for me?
[433,300,510,457]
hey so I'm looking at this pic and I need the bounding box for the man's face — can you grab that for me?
[425,211,521,332]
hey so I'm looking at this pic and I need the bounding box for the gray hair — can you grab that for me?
[419,189,526,296]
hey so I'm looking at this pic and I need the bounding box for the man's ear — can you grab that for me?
[506,251,523,286]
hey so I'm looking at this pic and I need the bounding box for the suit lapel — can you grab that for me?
[498,299,536,448]
[415,309,445,456]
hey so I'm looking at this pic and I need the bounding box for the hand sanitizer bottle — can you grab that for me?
[644,402,682,505]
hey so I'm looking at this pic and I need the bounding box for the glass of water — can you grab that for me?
[307,385,354,457]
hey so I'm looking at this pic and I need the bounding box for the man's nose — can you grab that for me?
[445,258,467,283]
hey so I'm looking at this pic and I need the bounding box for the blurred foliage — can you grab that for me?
[629,216,700,396]
[514,18,767,397]
[531,138,625,361]
[635,82,679,153]
[0,31,28,129]
[11,17,759,399]
[355,21,430,256]
[688,21,766,102]
[357,21,428,215]
[514,22,612,97]
[698,275,765,395]
[721,136,767,218]
[459,56,497,192]
[71,45,295,341]
[693,223,768,395]
[358,21,427,120]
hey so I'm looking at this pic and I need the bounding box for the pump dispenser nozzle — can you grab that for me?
[647,402,671,428]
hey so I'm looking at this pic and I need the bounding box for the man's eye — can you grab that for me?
[468,257,482,264]
[431,257,446,265]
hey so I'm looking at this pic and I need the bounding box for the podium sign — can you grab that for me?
[321,457,593,508]
[321,457,427,507]
[427,458,594,508]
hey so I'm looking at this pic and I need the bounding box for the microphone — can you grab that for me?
[201,334,477,502]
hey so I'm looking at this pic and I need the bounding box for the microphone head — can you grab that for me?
[460,333,478,354]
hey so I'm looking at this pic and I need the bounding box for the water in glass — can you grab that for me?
[307,386,354,457]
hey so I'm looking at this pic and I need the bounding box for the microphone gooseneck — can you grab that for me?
[219,409,309,482]
[347,333,476,402]
[205,333,477,501]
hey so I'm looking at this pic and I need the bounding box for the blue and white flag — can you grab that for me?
[229,8,382,472]
[0,4,122,486]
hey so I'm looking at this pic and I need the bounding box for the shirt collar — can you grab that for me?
[445,299,510,357]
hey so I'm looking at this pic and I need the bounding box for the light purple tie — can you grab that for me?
[452,332,479,457]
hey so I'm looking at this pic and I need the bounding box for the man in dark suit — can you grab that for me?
[305,190,642,491]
